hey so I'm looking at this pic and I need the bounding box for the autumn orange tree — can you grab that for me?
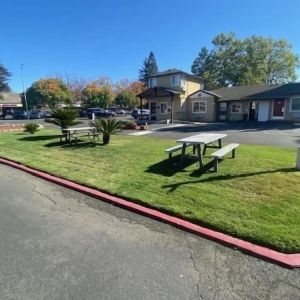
[26,78,72,108]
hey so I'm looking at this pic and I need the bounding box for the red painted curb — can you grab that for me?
[0,156,299,268]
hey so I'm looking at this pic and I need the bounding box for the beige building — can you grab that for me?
[136,69,300,123]
[0,92,22,114]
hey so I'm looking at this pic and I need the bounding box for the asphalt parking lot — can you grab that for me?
[1,164,299,300]
[1,118,299,147]
[140,121,300,147]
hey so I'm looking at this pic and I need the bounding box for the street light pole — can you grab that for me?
[21,64,28,114]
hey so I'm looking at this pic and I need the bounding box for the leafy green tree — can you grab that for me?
[115,90,136,107]
[26,78,72,108]
[0,61,11,92]
[191,33,299,88]
[139,51,158,82]
[82,84,114,108]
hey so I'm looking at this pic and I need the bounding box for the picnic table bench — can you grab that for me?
[165,143,192,160]
[210,143,239,172]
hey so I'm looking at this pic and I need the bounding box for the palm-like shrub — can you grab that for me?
[90,118,122,145]
[46,108,81,131]
[24,123,39,134]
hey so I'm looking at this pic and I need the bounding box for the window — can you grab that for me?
[290,96,300,112]
[160,102,168,114]
[231,103,242,113]
[148,78,157,88]
[192,101,207,113]
[171,74,180,86]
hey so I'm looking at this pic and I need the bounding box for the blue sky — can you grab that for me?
[1,0,300,92]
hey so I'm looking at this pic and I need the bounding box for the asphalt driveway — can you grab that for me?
[0,164,299,300]
[146,122,300,147]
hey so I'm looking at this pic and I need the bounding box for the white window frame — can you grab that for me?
[160,102,168,114]
[148,78,157,88]
[170,74,180,87]
[231,102,242,114]
[290,96,300,112]
[192,100,207,114]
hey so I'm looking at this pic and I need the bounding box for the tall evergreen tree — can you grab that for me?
[0,61,11,92]
[139,51,158,82]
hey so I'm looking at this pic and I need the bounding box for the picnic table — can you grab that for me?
[176,133,227,168]
[62,127,95,143]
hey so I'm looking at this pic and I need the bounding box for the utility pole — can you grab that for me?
[21,64,28,114]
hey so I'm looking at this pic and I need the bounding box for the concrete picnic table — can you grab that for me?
[62,127,95,143]
[176,133,227,168]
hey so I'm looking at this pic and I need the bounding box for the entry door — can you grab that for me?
[150,101,157,120]
[273,99,285,118]
[257,101,269,121]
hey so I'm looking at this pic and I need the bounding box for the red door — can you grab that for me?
[273,99,285,117]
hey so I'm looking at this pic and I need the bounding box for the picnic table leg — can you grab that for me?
[218,139,222,148]
[197,144,203,168]
[179,143,187,166]
[203,144,207,155]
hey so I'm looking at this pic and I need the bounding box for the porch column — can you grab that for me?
[148,100,151,121]
[170,94,174,124]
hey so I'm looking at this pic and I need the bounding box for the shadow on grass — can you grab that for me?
[162,167,297,192]
[145,155,201,177]
[18,135,58,142]
[44,139,104,149]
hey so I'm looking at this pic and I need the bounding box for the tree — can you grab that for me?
[191,33,299,88]
[26,78,72,108]
[46,108,81,131]
[90,118,122,145]
[115,90,136,107]
[0,61,11,92]
[82,84,114,108]
[139,51,158,82]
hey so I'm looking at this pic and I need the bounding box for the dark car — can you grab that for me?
[132,108,150,119]
[87,108,116,119]
[13,110,27,119]
[29,110,42,119]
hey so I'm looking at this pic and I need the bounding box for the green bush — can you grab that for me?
[46,108,81,131]
[90,118,122,145]
[24,123,39,134]
[123,120,137,129]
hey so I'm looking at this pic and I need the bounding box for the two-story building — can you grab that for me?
[136,68,300,123]
[136,69,217,122]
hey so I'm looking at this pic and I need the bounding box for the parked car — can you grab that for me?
[41,110,52,118]
[116,109,126,114]
[132,109,150,119]
[87,108,116,119]
[13,110,28,119]
[29,110,42,119]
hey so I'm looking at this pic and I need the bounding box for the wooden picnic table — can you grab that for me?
[176,133,227,168]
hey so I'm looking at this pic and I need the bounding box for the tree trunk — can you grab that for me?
[103,134,110,145]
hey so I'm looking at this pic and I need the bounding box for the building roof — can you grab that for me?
[0,92,22,104]
[210,83,300,101]
[136,86,183,98]
[147,69,203,83]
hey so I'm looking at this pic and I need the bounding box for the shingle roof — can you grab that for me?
[0,92,22,104]
[147,69,203,83]
[211,83,300,101]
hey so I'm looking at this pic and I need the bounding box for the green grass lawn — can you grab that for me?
[0,129,299,253]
